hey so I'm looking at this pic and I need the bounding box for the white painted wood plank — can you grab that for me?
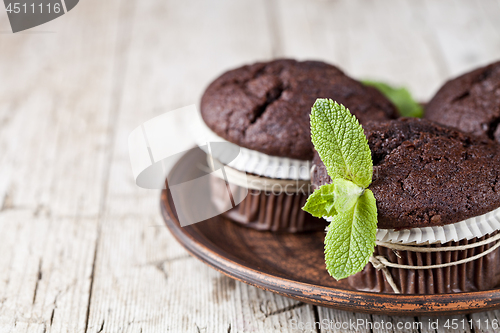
[0,0,122,218]
[423,0,500,78]
[0,211,98,333]
[0,0,124,331]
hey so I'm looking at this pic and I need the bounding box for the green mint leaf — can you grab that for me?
[363,80,423,118]
[324,189,377,280]
[302,183,337,218]
[331,178,363,213]
[310,99,373,188]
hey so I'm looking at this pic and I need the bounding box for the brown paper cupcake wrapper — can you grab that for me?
[348,231,500,294]
[210,175,327,233]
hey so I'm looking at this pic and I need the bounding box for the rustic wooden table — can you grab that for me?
[1,0,500,332]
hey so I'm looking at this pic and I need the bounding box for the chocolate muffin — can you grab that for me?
[201,59,398,232]
[425,61,500,143]
[312,117,500,293]
[201,59,398,160]
[312,117,500,229]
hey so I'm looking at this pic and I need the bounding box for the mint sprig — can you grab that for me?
[363,80,423,118]
[303,99,378,280]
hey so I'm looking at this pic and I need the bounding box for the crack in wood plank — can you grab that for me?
[97,319,105,333]
[82,0,138,332]
[49,308,55,326]
[466,313,475,333]
[84,235,100,333]
[195,323,207,333]
[32,258,42,304]
[33,204,51,218]
[1,187,14,211]
[414,316,422,333]
[153,263,169,281]
[262,301,306,318]
[312,306,320,333]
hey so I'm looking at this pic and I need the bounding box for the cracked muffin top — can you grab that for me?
[425,61,500,143]
[200,59,398,160]
[312,118,500,229]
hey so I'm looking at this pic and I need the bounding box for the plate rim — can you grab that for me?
[161,190,500,316]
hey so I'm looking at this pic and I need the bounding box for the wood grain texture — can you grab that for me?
[0,0,122,331]
[0,0,500,332]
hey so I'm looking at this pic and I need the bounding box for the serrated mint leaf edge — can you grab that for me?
[310,99,373,188]
[324,189,378,280]
[302,183,337,218]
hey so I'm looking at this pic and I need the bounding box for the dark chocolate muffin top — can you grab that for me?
[201,59,398,160]
[425,61,500,143]
[311,118,500,229]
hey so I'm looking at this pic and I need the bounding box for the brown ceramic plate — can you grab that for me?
[161,148,500,316]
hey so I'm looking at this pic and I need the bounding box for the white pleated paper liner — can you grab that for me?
[195,120,311,181]
[325,206,500,245]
